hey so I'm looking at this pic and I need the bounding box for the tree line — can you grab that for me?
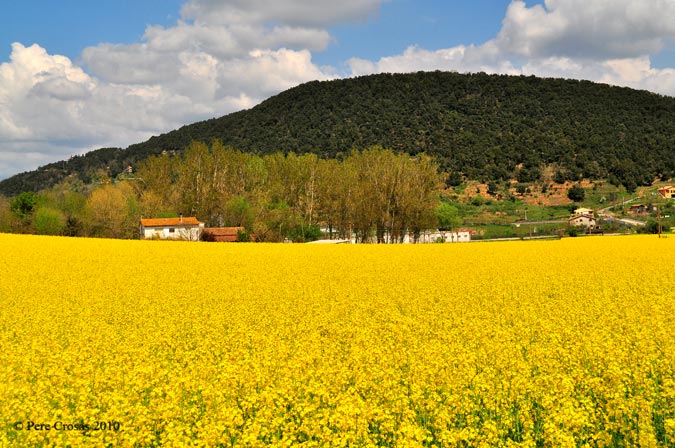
[0,144,453,243]
[3,71,675,196]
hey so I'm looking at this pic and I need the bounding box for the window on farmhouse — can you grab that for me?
[169,228,175,233]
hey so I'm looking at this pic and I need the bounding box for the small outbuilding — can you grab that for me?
[202,227,250,242]
[628,204,647,215]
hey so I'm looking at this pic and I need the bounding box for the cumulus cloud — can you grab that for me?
[0,44,96,143]
[497,0,675,60]
[0,42,334,179]
[349,43,520,77]
[180,0,384,27]
[348,0,675,97]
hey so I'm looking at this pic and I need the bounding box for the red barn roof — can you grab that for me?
[203,227,245,242]
[203,227,242,236]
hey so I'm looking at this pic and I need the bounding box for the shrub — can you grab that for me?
[567,185,585,202]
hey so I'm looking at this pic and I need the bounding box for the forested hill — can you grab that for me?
[2,71,675,195]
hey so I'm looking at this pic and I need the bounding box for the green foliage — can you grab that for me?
[288,224,322,243]
[236,229,251,242]
[487,181,499,197]
[0,195,16,232]
[224,196,253,229]
[3,72,675,196]
[446,171,463,187]
[516,167,540,183]
[33,207,66,235]
[10,192,37,219]
[567,185,586,202]
[553,171,567,184]
[639,219,660,234]
[437,202,461,230]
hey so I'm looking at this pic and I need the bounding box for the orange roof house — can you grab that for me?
[658,186,675,199]
[139,216,203,241]
[140,217,201,227]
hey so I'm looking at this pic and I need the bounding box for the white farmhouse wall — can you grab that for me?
[141,225,203,240]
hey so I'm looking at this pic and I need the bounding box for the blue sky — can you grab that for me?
[302,1,522,67]
[1,1,184,62]
[1,0,675,180]
[1,1,525,68]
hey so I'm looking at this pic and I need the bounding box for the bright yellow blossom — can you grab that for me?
[0,233,674,446]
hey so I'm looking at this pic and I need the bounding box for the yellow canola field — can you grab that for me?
[1,233,675,447]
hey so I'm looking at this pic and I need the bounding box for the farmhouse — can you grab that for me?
[569,214,596,228]
[140,216,204,241]
[658,186,675,199]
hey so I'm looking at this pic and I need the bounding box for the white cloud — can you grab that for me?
[497,0,675,60]
[0,144,88,178]
[180,0,384,27]
[0,42,334,179]
[348,0,675,97]
[0,44,96,142]
[349,43,520,77]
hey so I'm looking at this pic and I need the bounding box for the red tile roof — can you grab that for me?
[140,217,201,227]
[202,227,245,242]
[203,227,243,236]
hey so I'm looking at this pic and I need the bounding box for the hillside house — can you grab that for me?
[573,207,594,217]
[202,227,250,242]
[140,216,204,241]
[569,214,596,228]
[658,186,675,199]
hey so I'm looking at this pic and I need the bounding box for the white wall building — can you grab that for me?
[569,214,596,228]
[411,230,472,243]
[140,217,204,241]
[380,230,472,244]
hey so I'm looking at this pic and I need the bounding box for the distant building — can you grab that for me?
[570,207,599,228]
[573,207,594,217]
[306,239,351,244]
[569,214,596,228]
[140,216,204,241]
[202,227,250,242]
[356,229,473,244]
[658,186,675,199]
[628,204,647,215]
[407,229,472,243]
